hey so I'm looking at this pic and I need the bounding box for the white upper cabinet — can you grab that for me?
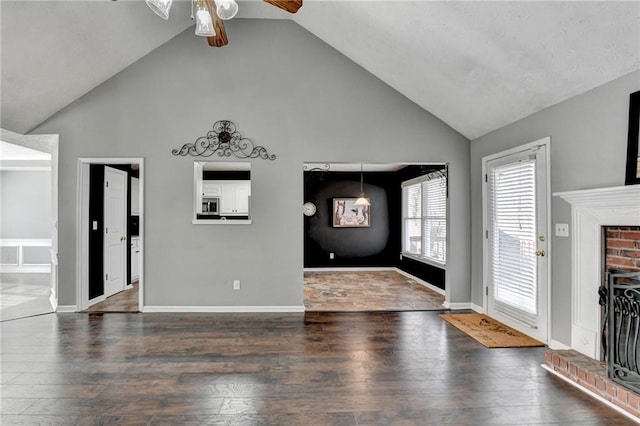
[220,181,250,215]
[131,177,140,215]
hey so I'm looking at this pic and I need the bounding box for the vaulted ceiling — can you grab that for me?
[1,0,638,139]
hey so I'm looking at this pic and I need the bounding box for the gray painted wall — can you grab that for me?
[1,169,51,239]
[470,70,640,345]
[32,19,470,307]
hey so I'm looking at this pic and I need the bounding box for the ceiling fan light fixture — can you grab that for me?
[216,0,239,20]
[195,5,216,37]
[145,0,173,20]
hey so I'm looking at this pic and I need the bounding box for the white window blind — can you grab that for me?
[402,173,447,265]
[488,159,538,327]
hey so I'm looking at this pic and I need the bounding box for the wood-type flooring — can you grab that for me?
[0,311,632,425]
[304,271,445,311]
[85,282,139,312]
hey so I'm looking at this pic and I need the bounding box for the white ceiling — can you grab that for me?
[1,1,639,139]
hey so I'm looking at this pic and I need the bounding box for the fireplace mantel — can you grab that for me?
[555,185,640,359]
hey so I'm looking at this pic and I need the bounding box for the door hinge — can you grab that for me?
[106,181,109,188]
[106,273,109,280]
[484,174,488,183]
[105,227,108,234]
[485,230,488,239]
[485,287,488,296]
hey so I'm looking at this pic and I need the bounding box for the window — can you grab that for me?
[402,173,447,265]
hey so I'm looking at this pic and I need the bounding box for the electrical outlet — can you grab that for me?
[233,280,240,290]
[399,253,403,260]
[555,223,569,237]
[329,253,335,260]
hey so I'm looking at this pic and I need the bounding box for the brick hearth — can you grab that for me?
[545,349,640,419]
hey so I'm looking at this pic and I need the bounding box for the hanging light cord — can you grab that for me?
[190,0,194,20]
[360,163,364,195]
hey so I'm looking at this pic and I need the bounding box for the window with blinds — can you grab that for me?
[487,159,538,327]
[402,173,447,265]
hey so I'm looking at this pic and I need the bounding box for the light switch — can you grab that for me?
[555,223,569,237]
[92,221,98,231]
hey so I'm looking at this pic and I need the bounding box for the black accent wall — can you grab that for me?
[304,165,448,290]
[88,165,105,300]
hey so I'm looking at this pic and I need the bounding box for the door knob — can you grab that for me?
[535,250,545,257]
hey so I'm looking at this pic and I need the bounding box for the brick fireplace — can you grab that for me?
[550,185,640,420]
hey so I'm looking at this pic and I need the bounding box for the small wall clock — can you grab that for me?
[303,202,317,216]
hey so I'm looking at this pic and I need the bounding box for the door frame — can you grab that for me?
[481,137,551,342]
[0,128,59,311]
[76,158,144,311]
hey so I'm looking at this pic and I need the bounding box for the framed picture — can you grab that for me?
[332,198,370,228]
[625,90,640,185]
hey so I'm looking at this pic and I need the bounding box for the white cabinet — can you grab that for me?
[131,177,140,215]
[220,182,250,215]
[202,181,221,197]
[131,237,140,283]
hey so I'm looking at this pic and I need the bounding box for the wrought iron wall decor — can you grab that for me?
[172,120,276,160]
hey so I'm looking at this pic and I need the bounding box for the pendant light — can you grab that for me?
[145,0,173,20]
[216,0,239,20]
[353,163,371,207]
[195,0,216,37]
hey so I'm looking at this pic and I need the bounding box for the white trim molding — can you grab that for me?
[548,339,572,351]
[303,267,395,272]
[142,306,306,313]
[56,305,78,313]
[443,302,472,310]
[555,184,640,359]
[0,239,52,273]
[394,268,446,295]
[470,303,484,313]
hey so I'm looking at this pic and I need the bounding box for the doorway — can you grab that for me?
[76,158,144,312]
[0,129,58,321]
[302,162,448,311]
[482,137,551,342]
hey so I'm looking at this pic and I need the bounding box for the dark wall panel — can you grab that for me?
[88,165,105,300]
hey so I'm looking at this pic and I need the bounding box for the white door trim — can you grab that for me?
[481,137,551,343]
[76,158,144,312]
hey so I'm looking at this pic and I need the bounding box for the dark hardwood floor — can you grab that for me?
[0,311,632,425]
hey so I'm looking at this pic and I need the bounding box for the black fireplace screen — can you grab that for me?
[602,270,640,394]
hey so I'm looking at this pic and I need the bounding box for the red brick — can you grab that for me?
[618,387,630,404]
[608,257,636,267]
[609,240,637,249]
[596,376,606,391]
[607,230,621,239]
[553,354,561,367]
[619,231,640,240]
[629,392,640,409]
[586,372,596,386]
[578,368,587,381]
[560,358,569,371]
[621,250,640,259]
[569,364,578,377]
[545,351,552,363]
[607,382,618,397]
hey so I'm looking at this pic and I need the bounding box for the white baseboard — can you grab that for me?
[56,305,77,313]
[49,288,58,311]
[142,305,306,313]
[393,268,446,295]
[443,302,472,310]
[548,339,572,350]
[304,267,395,272]
[470,303,484,313]
[541,364,640,424]
[0,266,51,273]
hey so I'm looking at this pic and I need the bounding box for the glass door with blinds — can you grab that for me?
[483,141,549,342]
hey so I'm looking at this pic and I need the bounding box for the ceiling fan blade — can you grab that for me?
[205,0,228,47]
[263,0,303,14]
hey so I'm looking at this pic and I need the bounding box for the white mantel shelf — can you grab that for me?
[554,185,640,360]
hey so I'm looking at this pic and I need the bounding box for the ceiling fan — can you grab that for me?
[145,0,303,48]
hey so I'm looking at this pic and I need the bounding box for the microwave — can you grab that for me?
[202,197,220,215]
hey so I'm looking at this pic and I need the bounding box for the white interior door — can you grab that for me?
[103,166,127,298]
[483,140,549,342]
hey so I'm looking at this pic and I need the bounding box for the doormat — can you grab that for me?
[440,313,544,348]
